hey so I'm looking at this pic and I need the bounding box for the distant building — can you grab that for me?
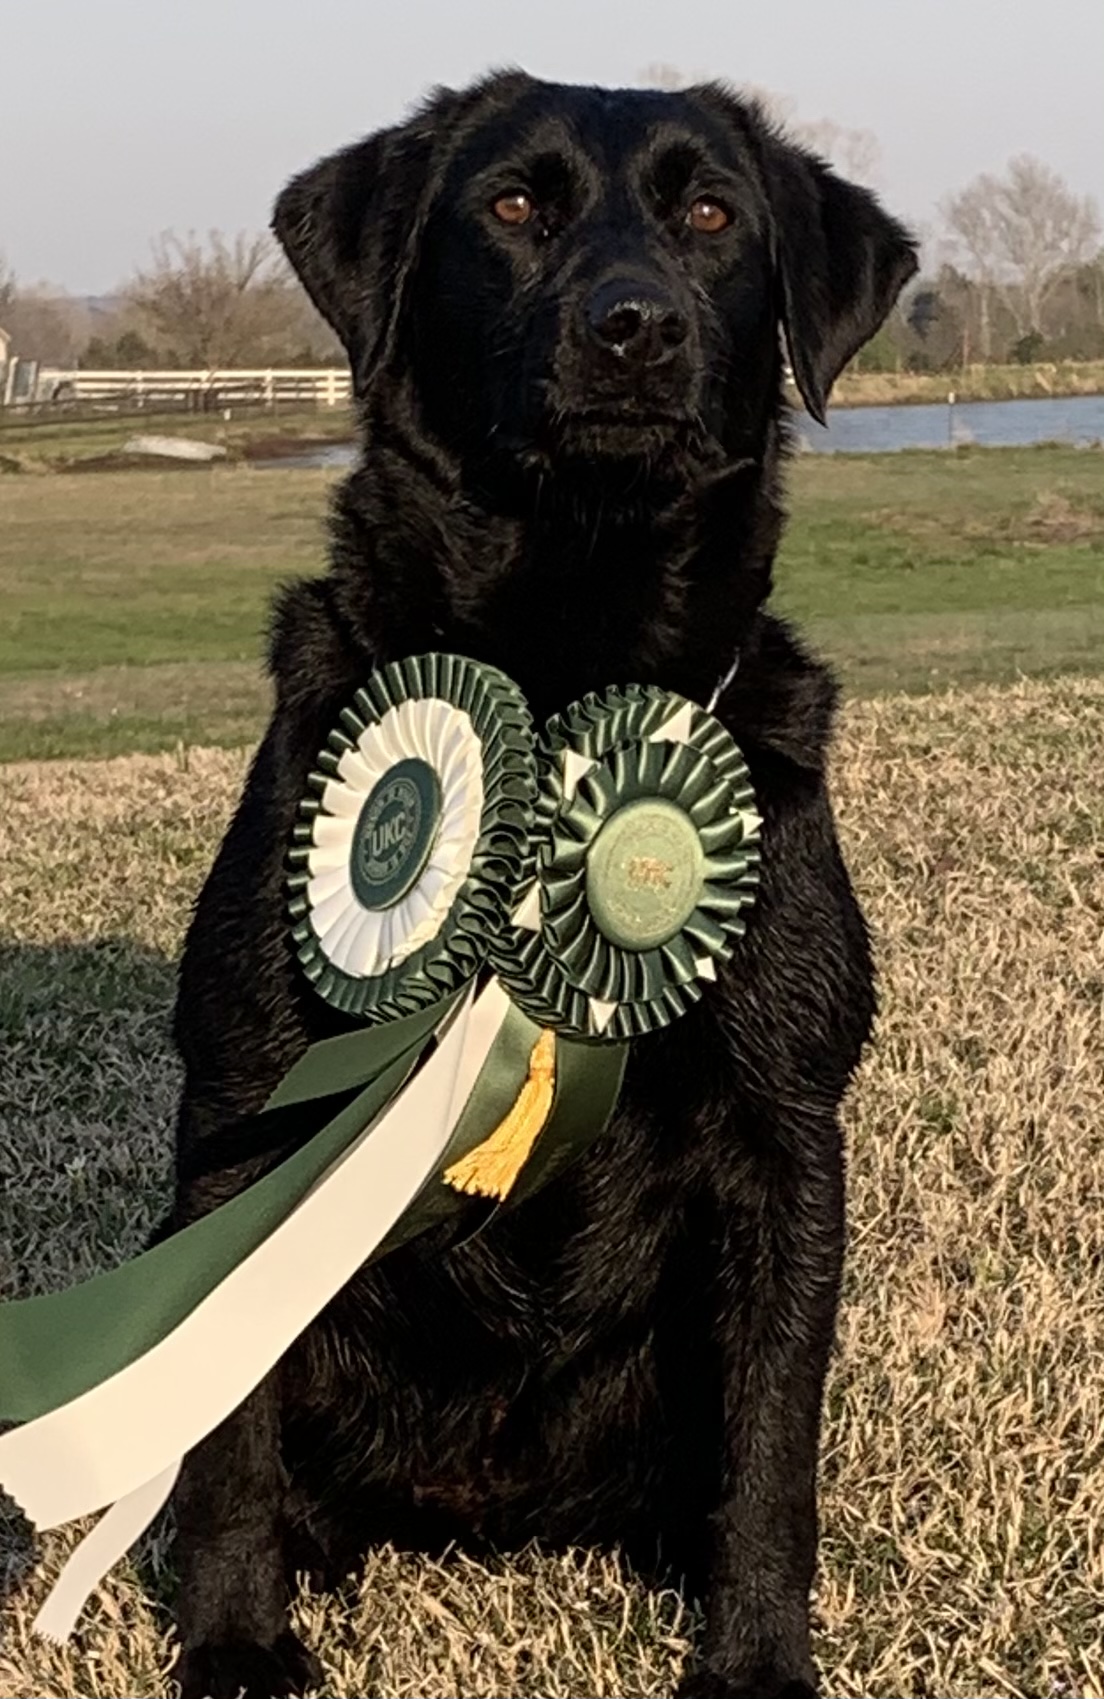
[0,325,11,404]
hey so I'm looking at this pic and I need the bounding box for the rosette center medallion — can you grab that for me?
[351,757,443,911]
[585,798,705,951]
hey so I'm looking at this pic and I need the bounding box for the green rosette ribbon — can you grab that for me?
[491,684,762,1040]
[287,652,536,1020]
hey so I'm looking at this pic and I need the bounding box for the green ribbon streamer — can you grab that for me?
[0,988,626,1432]
[0,994,457,1426]
[375,1003,628,1256]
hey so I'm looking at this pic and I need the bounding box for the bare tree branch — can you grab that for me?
[125,230,332,368]
[790,116,880,186]
[638,62,699,91]
[637,68,881,187]
[943,158,1102,338]
[0,279,90,364]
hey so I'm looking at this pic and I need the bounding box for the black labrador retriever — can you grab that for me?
[170,70,917,1699]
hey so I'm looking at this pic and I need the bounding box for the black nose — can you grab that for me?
[584,278,688,365]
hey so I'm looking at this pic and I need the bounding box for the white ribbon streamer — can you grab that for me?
[32,1462,181,1643]
[4,980,514,1639]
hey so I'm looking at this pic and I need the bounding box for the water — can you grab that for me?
[796,391,1104,454]
[259,442,357,470]
[266,393,1104,469]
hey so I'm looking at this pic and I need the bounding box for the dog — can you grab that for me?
[168,70,917,1699]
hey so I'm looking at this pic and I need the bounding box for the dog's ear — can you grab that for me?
[697,87,918,422]
[273,71,534,395]
[761,138,919,424]
[271,95,455,392]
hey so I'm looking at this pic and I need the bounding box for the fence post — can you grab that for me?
[325,370,337,408]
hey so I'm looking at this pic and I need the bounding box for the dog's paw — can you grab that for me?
[175,1629,323,1699]
[676,1666,819,1699]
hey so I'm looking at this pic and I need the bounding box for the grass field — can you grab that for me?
[2,675,1102,1697]
[1,445,1102,761]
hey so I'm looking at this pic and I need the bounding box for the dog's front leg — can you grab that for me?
[678,1124,844,1699]
[172,1370,323,1699]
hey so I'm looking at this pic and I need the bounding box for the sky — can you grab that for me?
[4,0,1103,295]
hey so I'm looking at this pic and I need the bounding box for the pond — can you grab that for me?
[796,391,1104,454]
[263,392,1104,469]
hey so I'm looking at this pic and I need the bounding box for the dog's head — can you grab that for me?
[273,72,916,477]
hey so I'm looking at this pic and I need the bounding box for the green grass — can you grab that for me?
[0,469,332,674]
[779,446,1104,693]
[0,468,324,757]
[0,662,273,762]
[0,446,1102,761]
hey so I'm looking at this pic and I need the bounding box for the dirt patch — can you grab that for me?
[0,453,51,475]
[862,507,946,539]
[62,451,220,474]
[32,438,355,472]
[242,433,355,462]
[1017,487,1104,542]
[866,484,1104,547]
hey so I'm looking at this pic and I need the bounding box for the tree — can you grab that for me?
[125,230,337,369]
[0,282,90,364]
[901,269,970,370]
[637,67,881,186]
[81,328,158,369]
[943,157,1101,341]
[940,181,1002,357]
[781,114,879,186]
[639,61,696,90]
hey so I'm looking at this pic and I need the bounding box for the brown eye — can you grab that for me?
[688,197,731,234]
[492,192,534,226]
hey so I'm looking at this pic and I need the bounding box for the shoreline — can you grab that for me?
[830,360,1104,409]
[2,368,1102,473]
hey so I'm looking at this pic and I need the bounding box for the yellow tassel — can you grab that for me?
[443,1029,556,1201]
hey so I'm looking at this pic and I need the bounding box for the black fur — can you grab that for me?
[170,71,917,1699]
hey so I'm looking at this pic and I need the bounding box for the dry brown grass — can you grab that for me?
[866,483,1104,549]
[2,676,1103,1697]
[832,359,1104,407]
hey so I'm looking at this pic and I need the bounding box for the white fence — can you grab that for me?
[2,365,352,409]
